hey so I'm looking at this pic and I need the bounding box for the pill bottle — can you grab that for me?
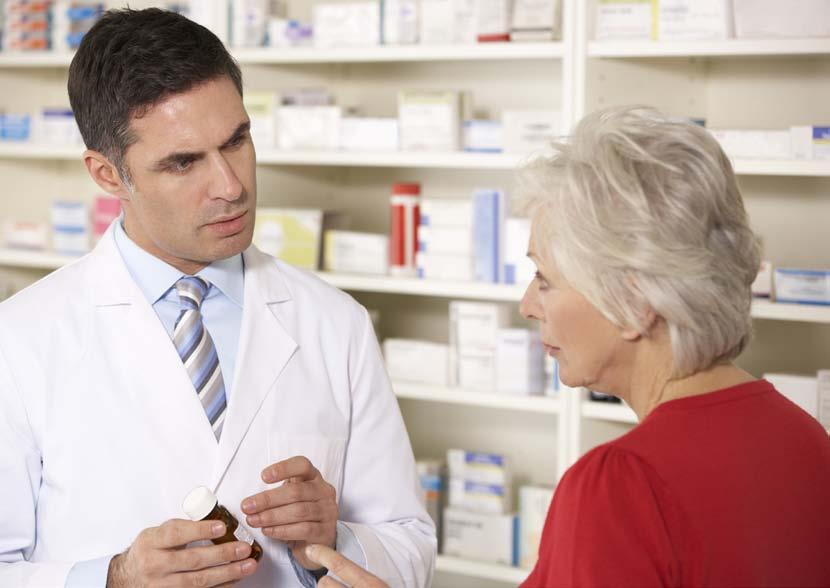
[183,486,263,561]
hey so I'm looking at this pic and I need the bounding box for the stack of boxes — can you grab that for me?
[443,449,517,566]
[417,198,474,282]
[764,371,830,431]
[450,300,509,391]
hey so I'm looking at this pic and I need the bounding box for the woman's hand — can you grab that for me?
[304,544,389,588]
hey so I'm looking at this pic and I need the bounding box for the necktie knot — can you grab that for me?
[176,276,210,311]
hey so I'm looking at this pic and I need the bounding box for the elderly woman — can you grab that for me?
[305,106,830,587]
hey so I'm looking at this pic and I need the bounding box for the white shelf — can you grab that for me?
[0,44,563,69]
[0,248,80,270]
[751,299,830,324]
[5,144,830,177]
[0,51,74,67]
[234,42,564,64]
[732,159,830,177]
[394,382,560,414]
[581,401,639,424]
[3,254,830,323]
[589,38,830,58]
[256,149,524,170]
[0,143,83,160]
[436,555,529,584]
[318,272,525,301]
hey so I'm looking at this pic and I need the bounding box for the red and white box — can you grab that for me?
[389,182,420,277]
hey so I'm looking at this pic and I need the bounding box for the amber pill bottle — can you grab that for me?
[183,486,263,562]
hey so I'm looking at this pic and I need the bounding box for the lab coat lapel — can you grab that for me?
[212,246,297,489]
[88,226,219,474]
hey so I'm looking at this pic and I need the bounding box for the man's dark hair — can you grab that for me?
[68,8,243,180]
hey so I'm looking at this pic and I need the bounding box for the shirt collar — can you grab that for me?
[113,219,244,307]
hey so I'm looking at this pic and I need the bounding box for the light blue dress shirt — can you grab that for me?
[65,222,364,587]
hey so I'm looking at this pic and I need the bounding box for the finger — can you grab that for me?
[261,455,321,485]
[167,541,251,572]
[318,577,349,588]
[261,521,326,543]
[307,544,387,588]
[242,480,325,515]
[246,500,325,528]
[170,558,257,588]
[151,519,226,549]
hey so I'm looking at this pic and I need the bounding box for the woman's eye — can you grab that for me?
[535,271,549,290]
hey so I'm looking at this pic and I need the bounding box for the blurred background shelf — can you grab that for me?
[589,39,830,58]
[394,381,561,414]
[436,555,529,584]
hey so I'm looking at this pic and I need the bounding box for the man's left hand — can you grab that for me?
[242,456,338,570]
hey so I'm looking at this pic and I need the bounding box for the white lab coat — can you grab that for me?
[0,225,436,588]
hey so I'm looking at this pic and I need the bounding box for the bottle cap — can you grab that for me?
[391,183,420,196]
[182,486,218,521]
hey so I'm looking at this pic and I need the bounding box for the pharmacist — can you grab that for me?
[304,107,830,588]
[0,8,434,588]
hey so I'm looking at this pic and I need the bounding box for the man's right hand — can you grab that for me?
[106,518,258,587]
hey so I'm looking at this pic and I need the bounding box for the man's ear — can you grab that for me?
[83,150,132,200]
[621,307,658,341]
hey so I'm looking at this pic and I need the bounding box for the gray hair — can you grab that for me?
[518,105,761,378]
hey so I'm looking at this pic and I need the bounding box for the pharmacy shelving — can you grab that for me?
[0,51,74,68]
[436,555,529,584]
[394,381,560,415]
[234,42,564,64]
[5,143,830,177]
[0,43,563,70]
[3,248,830,324]
[581,400,638,424]
[588,38,830,59]
[256,149,525,170]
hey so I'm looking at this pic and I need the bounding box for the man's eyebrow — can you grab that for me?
[151,121,251,171]
[220,121,251,148]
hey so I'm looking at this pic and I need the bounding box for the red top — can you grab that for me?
[521,380,830,588]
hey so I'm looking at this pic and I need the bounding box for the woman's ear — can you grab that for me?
[621,306,658,341]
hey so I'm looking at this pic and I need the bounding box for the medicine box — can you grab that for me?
[510,0,560,42]
[463,120,504,153]
[398,90,471,152]
[443,508,518,566]
[472,189,505,283]
[732,0,830,39]
[817,371,830,430]
[449,300,510,352]
[449,478,511,514]
[774,268,830,306]
[383,339,451,386]
[791,126,830,161]
[243,92,278,149]
[502,110,560,154]
[496,328,545,396]
[419,0,454,44]
[416,460,444,538]
[476,0,512,42]
[4,221,48,251]
[253,208,324,269]
[420,198,473,228]
[447,449,510,485]
[277,106,341,151]
[504,217,535,286]
[752,260,772,298]
[382,0,419,45]
[324,230,388,275]
[519,485,555,569]
[764,373,819,419]
[52,201,90,255]
[416,252,474,282]
[313,2,381,48]
[657,0,732,41]
[709,129,792,160]
[339,118,399,152]
[595,0,654,40]
[419,225,473,256]
[457,350,497,391]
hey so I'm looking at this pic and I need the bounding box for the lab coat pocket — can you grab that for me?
[267,434,347,499]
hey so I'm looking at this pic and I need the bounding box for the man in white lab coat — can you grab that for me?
[0,8,435,588]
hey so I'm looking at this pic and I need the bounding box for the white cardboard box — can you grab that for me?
[443,508,517,566]
[384,339,451,386]
[449,478,512,513]
[399,90,470,152]
[502,109,560,154]
[733,0,830,39]
[449,300,510,352]
[519,485,555,569]
[447,449,510,484]
[496,328,544,396]
[657,0,732,41]
[416,252,475,281]
[595,0,653,40]
[277,106,341,150]
[765,373,818,419]
[313,2,381,48]
[339,117,399,152]
[817,370,830,430]
[709,129,792,160]
[324,230,388,275]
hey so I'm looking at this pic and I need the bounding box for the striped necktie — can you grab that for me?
[173,276,227,440]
